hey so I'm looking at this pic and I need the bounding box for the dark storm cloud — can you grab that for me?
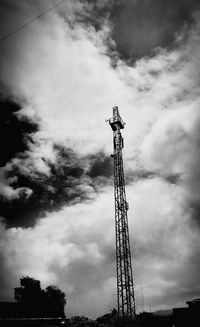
[69,0,200,63]
[186,201,200,228]
[0,145,86,228]
[0,99,38,167]
[87,152,113,179]
[125,169,181,186]
[85,154,180,192]
[126,169,156,183]
[0,144,113,228]
[76,2,108,30]
[110,0,200,60]
[163,173,182,185]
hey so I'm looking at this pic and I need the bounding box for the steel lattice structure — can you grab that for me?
[109,106,136,318]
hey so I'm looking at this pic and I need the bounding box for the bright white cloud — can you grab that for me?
[0,168,32,200]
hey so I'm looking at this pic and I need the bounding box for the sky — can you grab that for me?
[0,0,200,319]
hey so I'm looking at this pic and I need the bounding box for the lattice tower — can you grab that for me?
[109,106,136,318]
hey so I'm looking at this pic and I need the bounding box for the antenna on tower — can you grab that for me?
[108,106,136,318]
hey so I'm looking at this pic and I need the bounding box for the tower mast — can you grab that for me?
[109,106,136,318]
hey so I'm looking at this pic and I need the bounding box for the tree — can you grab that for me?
[96,308,118,327]
[70,316,91,327]
[14,276,44,306]
[14,276,66,318]
[45,285,66,317]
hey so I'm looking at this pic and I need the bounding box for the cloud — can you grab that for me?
[0,0,137,155]
[0,99,38,166]
[110,0,200,60]
[0,169,32,200]
[0,179,199,317]
[0,189,115,317]
[128,178,200,311]
[0,144,112,228]
[140,78,200,226]
[0,98,37,202]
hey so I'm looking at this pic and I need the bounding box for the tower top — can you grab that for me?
[109,106,125,131]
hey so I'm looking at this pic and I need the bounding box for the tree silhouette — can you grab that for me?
[14,276,66,318]
[14,277,44,306]
[45,285,66,317]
